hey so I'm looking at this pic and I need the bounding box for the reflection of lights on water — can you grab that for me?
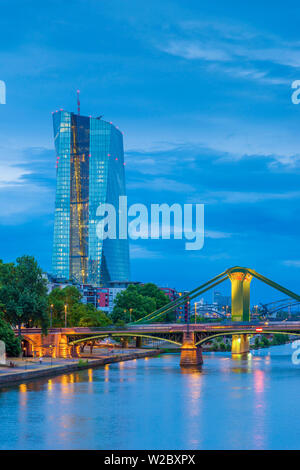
[19,383,27,407]
[19,383,27,393]
[181,367,203,447]
[104,363,110,384]
[61,374,68,385]
[253,368,266,448]
[60,374,73,394]
[88,369,93,382]
[48,379,53,391]
[254,369,265,394]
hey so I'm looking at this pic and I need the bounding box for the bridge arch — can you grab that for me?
[195,330,300,346]
[21,335,41,357]
[69,333,182,347]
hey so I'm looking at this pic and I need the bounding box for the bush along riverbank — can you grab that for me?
[207,333,290,352]
[251,333,290,350]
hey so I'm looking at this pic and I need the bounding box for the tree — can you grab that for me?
[261,336,270,347]
[0,256,48,336]
[111,284,155,323]
[78,305,112,327]
[138,283,175,322]
[0,313,21,356]
[48,285,82,327]
[111,283,173,324]
[138,284,170,310]
[271,333,287,346]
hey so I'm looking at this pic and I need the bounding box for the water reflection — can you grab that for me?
[0,346,298,450]
[252,363,267,449]
[19,383,27,408]
[180,366,203,375]
[47,379,53,391]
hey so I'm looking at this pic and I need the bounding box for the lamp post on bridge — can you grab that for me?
[50,304,53,328]
[194,302,197,324]
[64,304,68,328]
[124,308,133,323]
[185,299,190,335]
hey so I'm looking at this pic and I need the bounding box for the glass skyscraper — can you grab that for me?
[52,111,130,286]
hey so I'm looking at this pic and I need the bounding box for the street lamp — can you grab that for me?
[124,308,133,323]
[64,304,68,328]
[49,345,53,366]
[50,304,54,328]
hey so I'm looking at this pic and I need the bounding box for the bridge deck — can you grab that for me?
[18,322,300,336]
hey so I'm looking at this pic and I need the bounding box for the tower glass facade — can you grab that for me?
[52,111,130,286]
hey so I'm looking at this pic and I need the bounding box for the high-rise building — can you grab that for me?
[213,290,231,309]
[52,110,130,286]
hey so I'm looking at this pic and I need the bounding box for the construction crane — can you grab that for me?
[77,90,80,115]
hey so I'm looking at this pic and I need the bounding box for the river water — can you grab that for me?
[1,344,300,450]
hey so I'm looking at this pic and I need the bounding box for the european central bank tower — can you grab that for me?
[51,111,130,286]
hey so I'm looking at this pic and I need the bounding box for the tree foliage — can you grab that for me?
[0,313,21,356]
[48,286,111,327]
[0,256,48,335]
[111,283,173,323]
[48,285,82,326]
[77,305,112,327]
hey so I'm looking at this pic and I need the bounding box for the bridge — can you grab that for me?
[259,299,300,317]
[20,321,300,366]
[19,266,300,367]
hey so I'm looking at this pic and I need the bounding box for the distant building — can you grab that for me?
[51,110,130,286]
[44,273,101,309]
[213,290,231,309]
[45,273,190,321]
[159,287,178,302]
[98,281,141,313]
[175,291,191,322]
[43,273,71,294]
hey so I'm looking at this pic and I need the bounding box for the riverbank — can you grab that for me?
[0,349,159,387]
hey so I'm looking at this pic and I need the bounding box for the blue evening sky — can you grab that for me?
[0,0,299,303]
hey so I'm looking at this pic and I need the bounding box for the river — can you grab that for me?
[1,343,300,450]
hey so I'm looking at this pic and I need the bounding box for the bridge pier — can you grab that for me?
[135,337,142,348]
[180,332,203,368]
[71,344,81,357]
[121,338,129,349]
[229,271,252,322]
[231,334,250,356]
[22,333,72,358]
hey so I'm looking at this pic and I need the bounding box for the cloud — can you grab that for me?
[157,19,299,85]
[162,40,231,62]
[202,190,300,204]
[127,177,195,193]
[205,230,232,239]
[282,260,300,268]
[130,244,164,259]
[0,163,32,188]
[0,145,55,223]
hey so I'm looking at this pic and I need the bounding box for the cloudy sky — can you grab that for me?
[0,0,299,302]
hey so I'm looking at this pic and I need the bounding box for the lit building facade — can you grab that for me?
[52,111,130,286]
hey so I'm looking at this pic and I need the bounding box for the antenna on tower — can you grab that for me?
[77,89,80,115]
